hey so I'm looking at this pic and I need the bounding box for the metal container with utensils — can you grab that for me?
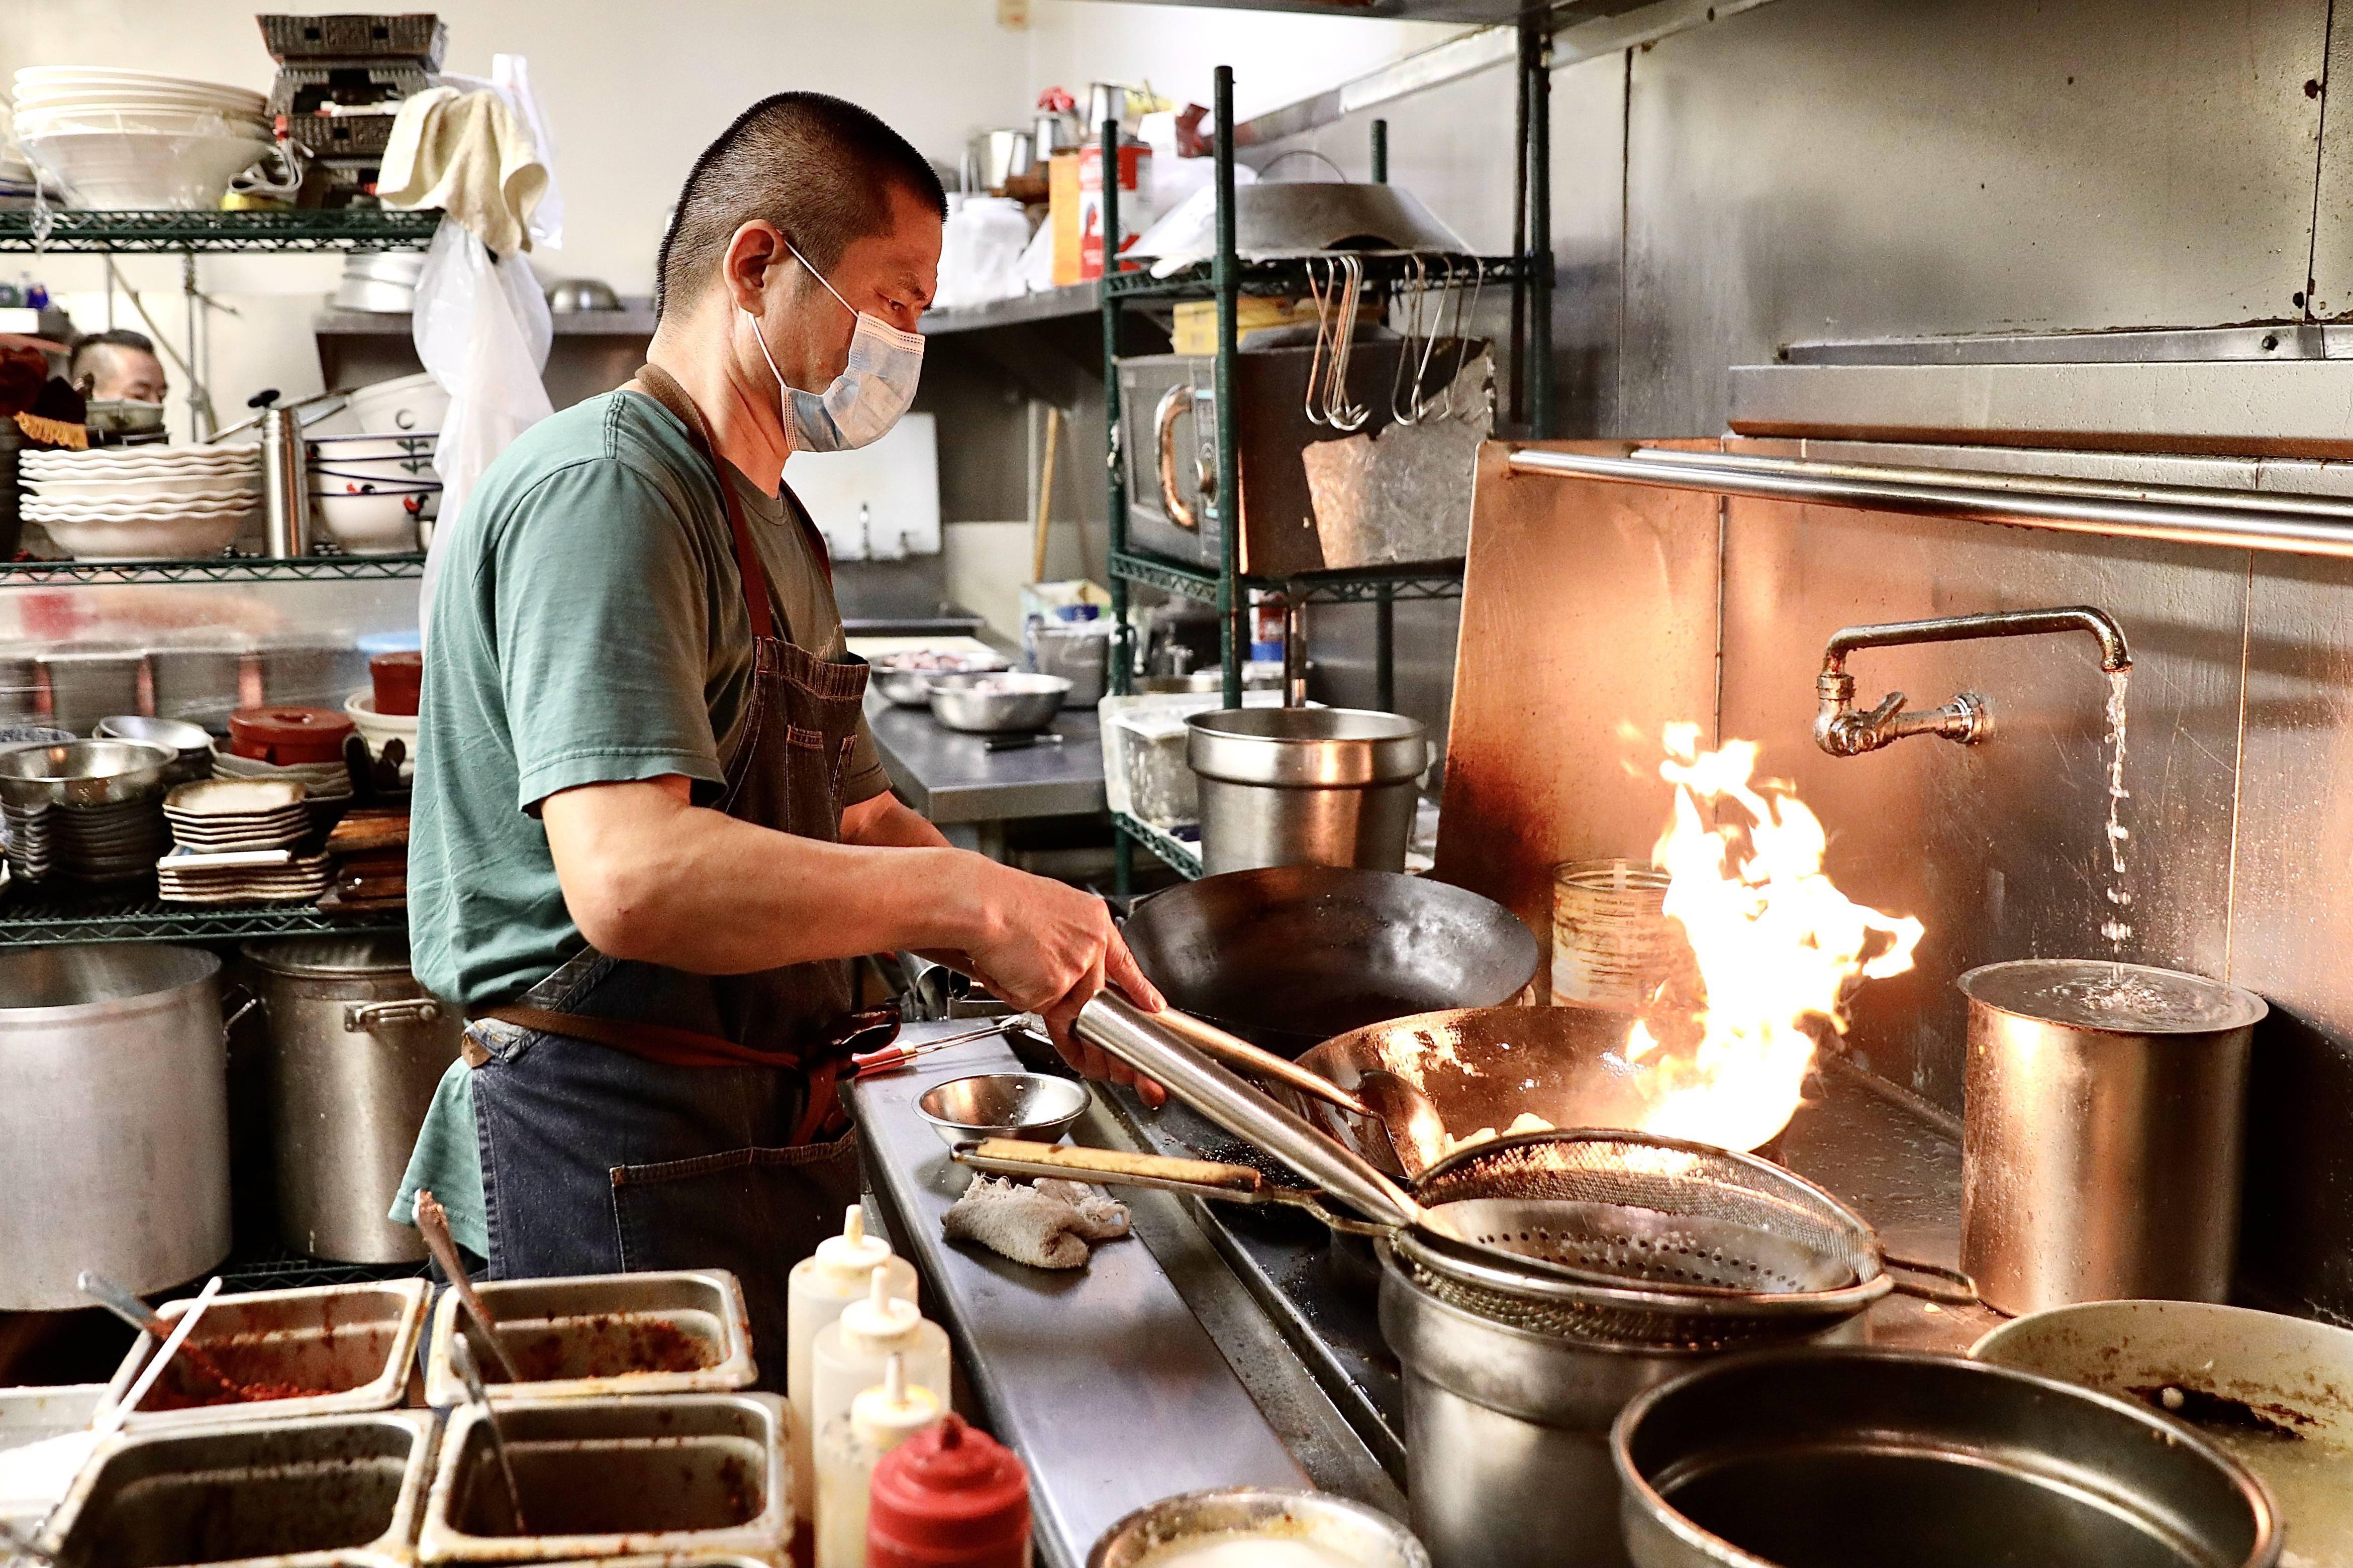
[418,1392,790,1563]
[243,935,463,1264]
[1613,1348,2281,1568]
[1958,959,2266,1315]
[102,1280,430,1430]
[41,1410,438,1568]
[1188,708,1428,875]
[422,1270,755,1406]
[1121,866,1539,1057]
[1091,1486,1430,1568]
[0,945,228,1309]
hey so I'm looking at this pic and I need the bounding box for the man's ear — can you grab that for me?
[722,221,788,314]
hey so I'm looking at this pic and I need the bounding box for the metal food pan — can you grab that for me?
[40,1408,437,1568]
[422,1270,753,1406]
[416,1392,788,1564]
[0,1383,108,1533]
[103,1281,430,1431]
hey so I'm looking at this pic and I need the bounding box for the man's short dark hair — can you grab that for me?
[655,92,946,320]
[68,328,157,380]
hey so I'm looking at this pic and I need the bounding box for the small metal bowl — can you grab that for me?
[0,740,176,809]
[872,652,1010,708]
[928,672,1071,735]
[1090,1487,1431,1568]
[915,1073,1091,1149]
[96,714,216,766]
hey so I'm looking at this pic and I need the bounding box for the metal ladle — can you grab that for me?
[413,1190,527,1385]
[447,1334,531,1535]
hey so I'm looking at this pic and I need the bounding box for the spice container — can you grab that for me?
[811,1270,951,1483]
[230,705,354,765]
[1549,858,1690,1012]
[869,1414,1032,1568]
[369,650,422,715]
[816,1354,943,1568]
[102,1280,431,1430]
[422,1268,755,1406]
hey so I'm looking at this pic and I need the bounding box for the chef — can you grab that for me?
[393,91,1161,1363]
[68,328,168,404]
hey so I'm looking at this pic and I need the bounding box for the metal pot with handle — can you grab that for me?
[242,935,463,1264]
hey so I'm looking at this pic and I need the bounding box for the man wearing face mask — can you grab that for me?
[396,92,1162,1354]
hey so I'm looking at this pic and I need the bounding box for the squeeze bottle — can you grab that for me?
[814,1353,941,1568]
[788,1205,918,1527]
[811,1267,952,1465]
[867,1413,1032,1567]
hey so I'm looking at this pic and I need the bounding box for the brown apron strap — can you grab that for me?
[477,1004,806,1071]
[630,362,775,643]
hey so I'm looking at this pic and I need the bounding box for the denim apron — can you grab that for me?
[465,365,895,1381]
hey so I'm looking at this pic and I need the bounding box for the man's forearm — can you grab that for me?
[547,783,988,974]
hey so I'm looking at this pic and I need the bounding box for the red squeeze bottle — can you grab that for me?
[866,1414,1032,1567]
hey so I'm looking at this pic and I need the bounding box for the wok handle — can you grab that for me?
[1076,992,1421,1228]
[1884,1255,1979,1307]
[1147,1006,1375,1120]
[956,1138,1277,1199]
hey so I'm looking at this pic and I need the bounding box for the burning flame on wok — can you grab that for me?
[1617,721,1924,1152]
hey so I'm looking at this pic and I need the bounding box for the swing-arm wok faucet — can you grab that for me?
[1813,606,2132,758]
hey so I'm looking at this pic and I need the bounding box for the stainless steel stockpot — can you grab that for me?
[1186,706,1427,875]
[242,934,462,1265]
[0,944,229,1309]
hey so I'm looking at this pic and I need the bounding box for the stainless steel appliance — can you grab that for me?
[1957,958,2264,1315]
[0,944,229,1309]
[243,934,463,1264]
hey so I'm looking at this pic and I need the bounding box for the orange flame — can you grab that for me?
[1620,722,1923,1151]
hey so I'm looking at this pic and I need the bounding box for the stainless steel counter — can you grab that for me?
[862,690,1106,837]
[851,1023,1398,1568]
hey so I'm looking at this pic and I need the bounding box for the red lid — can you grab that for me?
[867,1415,1031,1567]
[229,706,355,765]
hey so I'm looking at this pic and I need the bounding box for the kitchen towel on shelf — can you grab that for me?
[378,86,548,258]
[942,1175,1130,1269]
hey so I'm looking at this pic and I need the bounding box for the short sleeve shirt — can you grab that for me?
[407,389,888,1008]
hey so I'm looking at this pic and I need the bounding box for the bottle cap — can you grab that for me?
[841,1264,922,1344]
[867,1414,1031,1565]
[851,1353,942,1449]
[813,1203,894,1284]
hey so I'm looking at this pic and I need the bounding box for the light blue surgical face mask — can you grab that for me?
[741,237,924,453]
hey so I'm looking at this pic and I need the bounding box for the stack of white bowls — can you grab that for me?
[19,445,263,561]
[345,370,450,435]
[307,432,439,556]
[11,68,271,210]
[332,252,426,314]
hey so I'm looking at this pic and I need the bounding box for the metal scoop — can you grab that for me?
[414,1190,527,1385]
[448,1334,530,1534]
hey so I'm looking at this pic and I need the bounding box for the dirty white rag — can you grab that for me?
[943,1175,1131,1269]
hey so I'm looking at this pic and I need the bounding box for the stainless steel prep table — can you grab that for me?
[861,689,1106,854]
[851,1022,1399,1568]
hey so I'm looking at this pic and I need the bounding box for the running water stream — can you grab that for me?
[2100,668,2133,964]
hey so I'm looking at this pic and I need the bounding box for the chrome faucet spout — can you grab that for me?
[1814,605,2130,758]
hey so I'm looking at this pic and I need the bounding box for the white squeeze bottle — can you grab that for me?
[788,1206,918,1528]
[811,1267,952,1473]
[814,1353,942,1568]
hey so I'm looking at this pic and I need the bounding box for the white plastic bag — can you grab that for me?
[932,195,1033,310]
[413,217,554,633]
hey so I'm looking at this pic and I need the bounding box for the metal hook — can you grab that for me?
[1326,255,1371,432]
[1391,252,1432,425]
[1302,255,1337,429]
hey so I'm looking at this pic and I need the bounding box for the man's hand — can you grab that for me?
[955,859,1167,1107]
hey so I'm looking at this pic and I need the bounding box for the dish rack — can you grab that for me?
[1099,51,1556,890]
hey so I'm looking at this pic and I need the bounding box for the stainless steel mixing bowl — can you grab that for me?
[872,653,1009,708]
[915,1073,1091,1148]
[0,740,177,808]
[928,672,1070,735]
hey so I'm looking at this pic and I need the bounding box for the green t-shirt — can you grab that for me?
[407,388,889,1009]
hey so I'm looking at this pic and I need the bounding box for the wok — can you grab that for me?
[1122,867,1539,1058]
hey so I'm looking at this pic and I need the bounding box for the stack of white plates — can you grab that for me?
[158,847,331,905]
[163,777,310,851]
[20,445,262,561]
[11,68,271,210]
[212,749,351,830]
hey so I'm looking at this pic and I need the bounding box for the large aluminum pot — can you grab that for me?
[1957,959,2266,1315]
[0,945,229,1309]
[1377,1246,1744,1568]
[1186,707,1427,875]
[1612,1347,2280,1568]
[243,935,462,1264]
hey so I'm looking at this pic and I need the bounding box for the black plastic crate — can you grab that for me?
[258,13,447,70]
[268,61,432,119]
[284,111,398,160]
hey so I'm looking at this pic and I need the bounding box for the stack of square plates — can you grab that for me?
[212,750,351,830]
[156,848,331,905]
[163,778,310,851]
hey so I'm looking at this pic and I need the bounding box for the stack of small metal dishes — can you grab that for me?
[928,672,1070,735]
[0,740,175,885]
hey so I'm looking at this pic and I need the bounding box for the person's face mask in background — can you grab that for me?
[740,236,924,453]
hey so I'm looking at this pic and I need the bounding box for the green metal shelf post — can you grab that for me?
[1213,65,1244,713]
